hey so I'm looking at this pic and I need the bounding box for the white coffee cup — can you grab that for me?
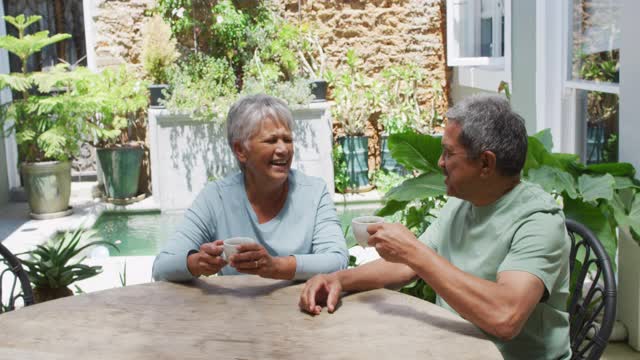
[223,237,257,259]
[351,216,385,247]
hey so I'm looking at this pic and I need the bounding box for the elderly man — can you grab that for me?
[299,94,571,360]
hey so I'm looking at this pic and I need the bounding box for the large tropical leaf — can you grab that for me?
[523,136,549,175]
[533,128,553,151]
[578,173,615,202]
[563,197,617,270]
[584,162,636,178]
[528,165,578,199]
[388,132,442,173]
[384,172,446,201]
[376,199,409,217]
[549,153,580,173]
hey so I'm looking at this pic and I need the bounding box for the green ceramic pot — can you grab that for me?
[97,147,143,199]
[338,136,369,190]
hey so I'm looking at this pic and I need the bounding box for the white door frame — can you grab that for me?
[0,0,20,189]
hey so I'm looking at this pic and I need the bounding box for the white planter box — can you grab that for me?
[148,102,335,211]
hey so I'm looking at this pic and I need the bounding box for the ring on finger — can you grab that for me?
[255,260,259,268]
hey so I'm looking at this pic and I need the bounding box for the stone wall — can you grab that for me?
[279,0,449,96]
[92,0,154,70]
[278,0,451,170]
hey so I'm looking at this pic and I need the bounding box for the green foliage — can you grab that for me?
[240,76,313,109]
[498,80,511,102]
[0,15,147,161]
[332,143,350,194]
[210,0,250,65]
[164,53,237,123]
[0,15,71,74]
[525,129,640,265]
[329,49,380,136]
[141,15,178,84]
[0,16,79,162]
[156,2,313,123]
[86,66,149,147]
[119,261,127,287]
[378,64,422,134]
[378,64,444,135]
[296,24,327,80]
[17,227,119,289]
[372,170,411,195]
[400,278,436,304]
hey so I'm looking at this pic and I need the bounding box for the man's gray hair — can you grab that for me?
[226,94,295,150]
[446,94,527,176]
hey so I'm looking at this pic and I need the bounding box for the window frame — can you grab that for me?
[447,0,512,92]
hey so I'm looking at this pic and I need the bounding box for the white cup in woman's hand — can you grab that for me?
[351,216,385,247]
[223,237,257,259]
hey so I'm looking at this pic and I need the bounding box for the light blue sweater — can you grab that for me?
[152,169,349,281]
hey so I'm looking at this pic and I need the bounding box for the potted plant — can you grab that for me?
[297,24,328,101]
[89,67,149,201]
[378,64,423,174]
[329,49,379,192]
[141,14,178,108]
[18,227,118,303]
[0,15,77,219]
[164,52,238,123]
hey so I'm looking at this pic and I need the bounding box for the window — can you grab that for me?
[447,0,511,92]
[447,0,505,67]
[565,0,621,164]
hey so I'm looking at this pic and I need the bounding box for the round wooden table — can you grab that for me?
[0,277,501,359]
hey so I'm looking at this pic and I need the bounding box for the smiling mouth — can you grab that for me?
[270,160,289,166]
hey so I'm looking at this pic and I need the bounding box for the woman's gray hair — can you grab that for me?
[446,94,528,176]
[226,94,295,150]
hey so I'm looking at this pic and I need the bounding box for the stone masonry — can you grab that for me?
[278,0,451,170]
[92,0,155,70]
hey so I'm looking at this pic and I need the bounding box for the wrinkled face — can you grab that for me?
[235,118,294,185]
[437,122,483,200]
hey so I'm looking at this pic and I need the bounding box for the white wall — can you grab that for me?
[450,0,537,133]
[617,0,640,350]
[619,0,640,173]
[148,103,335,211]
[0,0,10,205]
[510,0,537,133]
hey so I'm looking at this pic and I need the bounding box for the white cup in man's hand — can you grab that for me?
[351,216,385,247]
[223,237,257,259]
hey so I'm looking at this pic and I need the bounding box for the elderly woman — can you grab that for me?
[152,94,348,282]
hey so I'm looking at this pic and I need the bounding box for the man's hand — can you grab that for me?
[298,273,343,315]
[187,240,227,277]
[367,223,425,264]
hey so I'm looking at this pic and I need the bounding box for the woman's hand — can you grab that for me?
[187,240,227,277]
[229,243,295,280]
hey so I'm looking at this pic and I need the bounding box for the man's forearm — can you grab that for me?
[337,258,416,292]
[406,243,539,340]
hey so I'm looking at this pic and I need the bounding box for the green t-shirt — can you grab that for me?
[419,181,571,360]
